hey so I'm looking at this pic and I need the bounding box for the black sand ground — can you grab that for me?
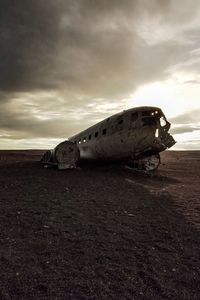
[0,151,200,299]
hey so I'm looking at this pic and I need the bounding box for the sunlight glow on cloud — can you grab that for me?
[126,79,200,150]
[127,79,200,118]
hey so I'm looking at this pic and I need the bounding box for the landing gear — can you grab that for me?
[132,154,160,171]
[140,153,160,171]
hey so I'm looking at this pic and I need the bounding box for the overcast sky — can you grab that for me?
[0,0,200,150]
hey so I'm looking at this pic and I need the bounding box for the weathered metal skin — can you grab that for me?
[68,106,175,169]
[41,106,175,170]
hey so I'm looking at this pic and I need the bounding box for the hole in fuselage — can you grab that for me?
[160,116,167,127]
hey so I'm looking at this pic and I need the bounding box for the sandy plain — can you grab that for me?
[0,150,200,299]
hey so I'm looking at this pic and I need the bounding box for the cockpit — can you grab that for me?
[140,108,168,129]
[130,107,175,151]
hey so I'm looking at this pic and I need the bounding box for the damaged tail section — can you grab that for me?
[41,141,80,169]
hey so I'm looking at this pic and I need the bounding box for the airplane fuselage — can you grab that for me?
[68,106,175,162]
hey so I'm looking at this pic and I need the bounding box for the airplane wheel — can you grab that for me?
[141,154,160,171]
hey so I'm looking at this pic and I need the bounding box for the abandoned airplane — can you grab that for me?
[41,106,176,170]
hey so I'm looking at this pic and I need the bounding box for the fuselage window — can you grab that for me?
[102,128,107,135]
[74,141,77,144]
[131,112,138,122]
[118,119,123,125]
[83,137,86,143]
[88,134,92,140]
[95,131,98,138]
[78,139,81,144]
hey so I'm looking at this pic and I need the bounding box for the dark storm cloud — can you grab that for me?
[0,0,200,146]
[0,0,192,95]
[0,0,65,91]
